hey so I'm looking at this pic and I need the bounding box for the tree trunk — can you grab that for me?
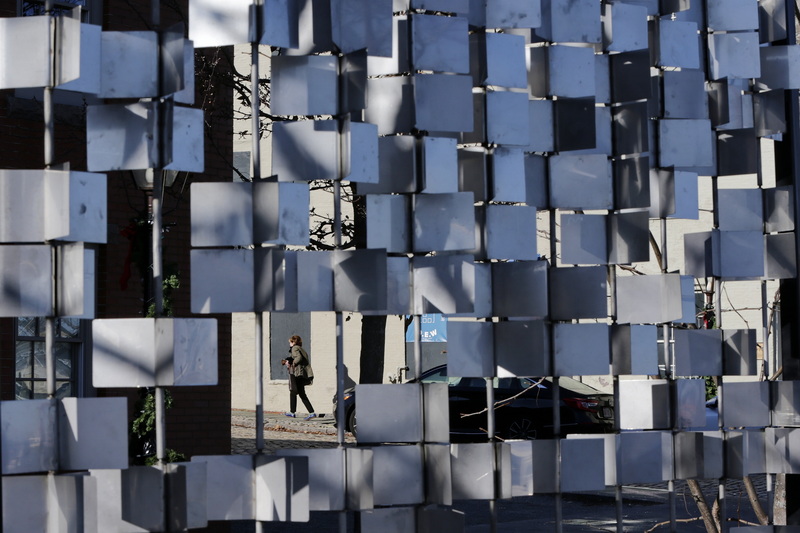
[359,315,386,383]
[743,475,769,525]
[687,479,719,533]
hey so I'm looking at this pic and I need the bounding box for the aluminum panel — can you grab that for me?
[718,188,763,232]
[618,380,670,430]
[723,329,758,375]
[494,320,550,377]
[253,181,310,246]
[614,156,650,209]
[709,32,762,80]
[413,255,476,314]
[708,0,759,31]
[99,31,159,98]
[1,399,56,474]
[367,16,410,75]
[608,211,650,265]
[413,192,475,252]
[550,45,596,98]
[410,0,468,12]
[484,205,537,260]
[59,397,128,470]
[524,154,548,208]
[716,230,765,279]
[367,194,410,253]
[670,171,700,220]
[0,169,45,243]
[412,14,469,74]
[357,384,423,443]
[766,233,797,279]
[296,251,334,312]
[549,266,607,320]
[191,455,254,520]
[345,447,374,510]
[422,137,458,193]
[561,438,605,492]
[531,439,558,493]
[448,261,491,318]
[486,91,530,146]
[674,432,724,479]
[674,328,723,377]
[364,76,415,135]
[617,432,672,484]
[675,379,707,429]
[766,428,800,474]
[721,380,769,429]
[170,318,218,386]
[447,321,494,377]
[347,122,379,183]
[602,2,648,52]
[44,170,107,244]
[191,182,253,247]
[360,135,416,194]
[657,20,700,69]
[611,324,659,375]
[189,0,250,47]
[261,0,300,48]
[168,461,208,530]
[491,260,548,318]
[481,33,527,88]
[658,119,714,169]
[526,99,554,153]
[332,0,392,56]
[0,17,50,89]
[2,476,48,532]
[772,380,800,427]
[615,273,683,324]
[684,231,714,278]
[0,245,52,317]
[289,0,335,55]
[611,102,649,156]
[490,148,526,202]
[717,129,760,176]
[56,244,94,319]
[275,449,345,511]
[87,102,158,172]
[595,54,610,104]
[754,90,787,137]
[92,318,157,387]
[560,214,607,266]
[662,69,708,119]
[414,74,474,133]
[423,384,450,444]
[271,55,339,116]
[333,249,387,312]
[361,508,416,532]
[57,20,101,94]
[451,443,496,500]
[549,154,612,209]
[726,430,766,477]
[553,323,610,376]
[758,45,800,89]
[610,49,651,103]
[486,0,541,29]
[272,120,339,182]
[191,249,255,313]
[759,0,788,43]
[254,455,310,522]
[536,0,601,43]
[371,445,424,506]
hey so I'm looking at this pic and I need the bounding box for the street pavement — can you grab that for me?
[230,410,771,532]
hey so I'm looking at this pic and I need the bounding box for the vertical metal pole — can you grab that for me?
[548,209,562,533]
[486,376,497,533]
[659,219,677,533]
[335,46,347,532]
[44,1,56,402]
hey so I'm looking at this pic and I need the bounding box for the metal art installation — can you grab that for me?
[3,0,800,530]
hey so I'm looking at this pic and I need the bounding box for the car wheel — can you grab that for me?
[347,407,357,438]
[505,417,537,440]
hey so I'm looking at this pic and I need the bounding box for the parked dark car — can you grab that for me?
[333,364,615,441]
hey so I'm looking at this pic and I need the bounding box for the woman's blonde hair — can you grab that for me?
[289,335,303,346]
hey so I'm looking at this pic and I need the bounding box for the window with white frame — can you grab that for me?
[15,317,84,400]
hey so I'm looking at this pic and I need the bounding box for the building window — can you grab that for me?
[15,317,83,400]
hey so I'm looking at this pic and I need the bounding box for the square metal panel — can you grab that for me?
[100,31,159,98]
[286,0,335,55]
[658,119,714,169]
[765,427,800,474]
[561,438,605,492]
[726,430,766,477]
[343,121,379,183]
[765,186,795,233]
[367,16,411,76]
[59,397,128,470]
[1,399,56,474]
[771,380,800,427]
[412,14,469,74]
[260,0,300,48]
[608,211,650,264]
[674,432,723,479]
[684,231,714,278]
[754,90,787,137]
[549,266,607,320]
[0,169,45,243]
[0,16,50,89]
[614,156,650,209]
[413,192,476,252]
[273,120,339,182]
[766,233,797,279]
[486,0,542,29]
[367,194,410,253]
[759,0,788,43]
[484,204,538,260]
[410,0,468,11]
[526,99,555,152]
[44,170,107,244]
[57,20,101,94]
[662,69,708,119]
[674,379,706,429]
[451,443,496,500]
[414,74,474,133]
[271,55,339,116]
[486,91,530,146]
[367,256,411,316]
[92,318,159,387]
[413,254,476,314]
[656,20,700,69]
[716,230,765,279]
[191,182,253,247]
[553,323,610,376]
[191,249,255,313]
[189,0,250,47]
[602,2,648,52]
[618,380,670,430]
[168,318,219,386]
[670,170,700,220]
[333,249,387,312]
[494,320,550,377]
[757,45,800,90]
[674,328,723,376]
[361,508,415,532]
[718,188,763,231]
[477,32,528,88]
[164,106,205,172]
[549,154,612,209]
[717,129,759,176]
[87,102,157,171]
[364,75,415,135]
[723,329,758,375]
[2,475,48,531]
[421,137,458,193]
[447,321,494,377]
[331,0,392,56]
[253,181,310,245]
[724,380,770,428]
[551,45,596,98]
[709,32,762,80]
[490,148,526,202]
[553,97,596,151]
[612,102,649,156]
[253,248,297,313]
[345,447,374,510]
[448,262,491,318]
[0,245,52,317]
[648,168,675,218]
[616,432,672,484]
[57,243,94,318]
[371,445,424,506]
[609,49,651,103]
[524,154,548,208]
[275,449,345,511]
[423,385,450,444]
[357,384,423,443]
[254,455,310,522]
[491,260,548,318]
[611,324,659,375]
[560,213,607,265]
[531,439,558,493]
[708,0,759,31]
[536,0,601,43]
[191,455,254,520]
[359,135,416,194]
[615,273,683,324]
[594,53,610,104]
[295,251,334,312]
